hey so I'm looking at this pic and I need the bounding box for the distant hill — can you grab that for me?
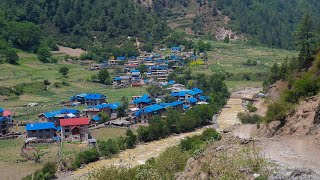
[0,0,169,50]
[145,0,320,49]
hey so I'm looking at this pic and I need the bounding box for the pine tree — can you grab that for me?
[294,12,315,69]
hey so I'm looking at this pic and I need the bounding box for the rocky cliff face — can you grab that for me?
[259,95,320,139]
[136,0,242,41]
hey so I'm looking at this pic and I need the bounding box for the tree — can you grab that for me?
[5,48,19,64]
[59,67,69,77]
[98,112,110,123]
[147,85,161,97]
[295,12,316,69]
[125,129,137,148]
[37,45,52,63]
[98,69,111,84]
[137,64,148,73]
[117,105,126,118]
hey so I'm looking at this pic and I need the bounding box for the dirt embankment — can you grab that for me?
[52,46,86,57]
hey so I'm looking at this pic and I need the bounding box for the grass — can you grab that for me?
[190,41,296,88]
[91,128,128,142]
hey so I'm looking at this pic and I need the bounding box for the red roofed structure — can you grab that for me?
[60,117,89,126]
[60,118,89,142]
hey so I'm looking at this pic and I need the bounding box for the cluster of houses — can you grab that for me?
[131,85,209,124]
[90,46,198,88]
[15,81,208,143]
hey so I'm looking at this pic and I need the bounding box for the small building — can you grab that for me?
[60,118,90,142]
[131,70,141,86]
[71,93,107,106]
[133,94,153,108]
[171,46,181,53]
[26,122,58,140]
[39,108,80,125]
[113,76,131,88]
[136,104,165,124]
[0,108,12,135]
[185,98,198,106]
[160,101,184,111]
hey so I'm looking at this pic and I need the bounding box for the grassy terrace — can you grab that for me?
[0,52,146,120]
[190,41,296,90]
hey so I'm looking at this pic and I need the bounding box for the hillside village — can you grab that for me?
[0,45,218,178]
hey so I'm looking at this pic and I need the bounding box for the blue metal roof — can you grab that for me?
[160,101,183,108]
[199,96,209,101]
[168,80,175,85]
[142,94,150,99]
[117,56,126,61]
[143,104,164,113]
[133,98,152,104]
[187,98,198,103]
[92,116,101,121]
[134,110,141,116]
[113,77,122,81]
[145,57,153,61]
[131,69,140,73]
[43,109,79,118]
[26,122,56,131]
[0,117,7,122]
[184,90,199,96]
[183,105,190,109]
[0,107,3,113]
[93,103,120,110]
[84,94,106,100]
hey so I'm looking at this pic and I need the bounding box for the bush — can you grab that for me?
[247,103,257,112]
[264,101,291,124]
[200,128,221,141]
[23,162,57,180]
[71,148,100,170]
[98,139,120,158]
[126,129,137,149]
[237,113,262,124]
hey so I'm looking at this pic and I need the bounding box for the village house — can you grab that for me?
[135,104,165,124]
[71,93,107,106]
[133,94,153,108]
[39,108,80,126]
[185,97,198,107]
[150,64,169,82]
[26,122,58,140]
[171,46,181,53]
[0,107,12,135]
[113,76,131,88]
[160,101,184,111]
[130,70,142,86]
[60,117,90,142]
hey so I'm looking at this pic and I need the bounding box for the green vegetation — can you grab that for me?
[215,0,320,49]
[263,14,320,123]
[23,162,57,180]
[89,128,220,179]
[237,113,262,124]
[59,67,69,77]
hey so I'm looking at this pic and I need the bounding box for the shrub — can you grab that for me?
[264,101,291,124]
[247,103,257,112]
[200,128,221,141]
[70,148,100,170]
[237,113,262,124]
[22,162,57,180]
[126,129,137,149]
[98,139,120,158]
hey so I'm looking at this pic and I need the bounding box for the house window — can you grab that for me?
[64,135,68,138]
[65,128,70,132]
[32,130,36,133]
[46,135,50,138]
[46,129,50,132]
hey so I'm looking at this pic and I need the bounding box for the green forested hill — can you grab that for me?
[0,0,168,49]
[149,0,320,49]
[215,0,320,49]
